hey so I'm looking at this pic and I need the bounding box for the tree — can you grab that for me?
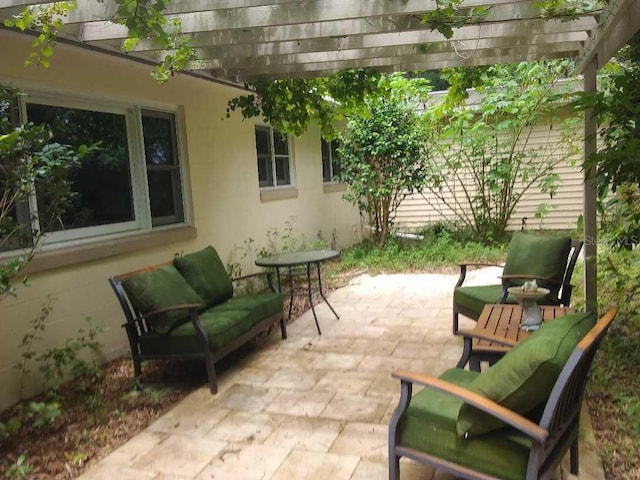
[573,32,640,192]
[421,60,582,242]
[0,85,89,300]
[570,32,640,250]
[338,75,431,247]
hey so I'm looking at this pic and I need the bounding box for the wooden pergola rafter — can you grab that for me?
[0,0,622,83]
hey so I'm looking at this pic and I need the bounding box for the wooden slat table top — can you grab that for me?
[471,304,574,354]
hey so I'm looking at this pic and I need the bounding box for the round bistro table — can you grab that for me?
[255,249,340,335]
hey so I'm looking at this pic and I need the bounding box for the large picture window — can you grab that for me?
[255,125,291,188]
[321,139,343,183]
[8,94,187,249]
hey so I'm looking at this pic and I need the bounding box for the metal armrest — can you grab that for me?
[391,369,548,442]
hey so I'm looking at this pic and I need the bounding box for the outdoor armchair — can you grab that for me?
[389,307,617,480]
[453,232,583,335]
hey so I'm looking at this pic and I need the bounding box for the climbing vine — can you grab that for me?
[226,69,382,138]
[4,0,194,82]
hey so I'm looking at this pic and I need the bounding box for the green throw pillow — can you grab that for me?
[121,265,203,334]
[173,246,233,308]
[502,232,572,299]
[456,311,596,437]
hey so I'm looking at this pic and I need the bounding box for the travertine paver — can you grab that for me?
[79,271,606,480]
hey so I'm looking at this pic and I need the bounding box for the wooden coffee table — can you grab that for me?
[456,303,574,371]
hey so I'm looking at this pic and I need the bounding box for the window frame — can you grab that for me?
[321,138,343,184]
[6,90,191,252]
[255,124,294,189]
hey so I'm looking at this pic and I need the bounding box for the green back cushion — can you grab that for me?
[121,265,203,334]
[457,311,596,437]
[503,232,572,299]
[173,246,233,308]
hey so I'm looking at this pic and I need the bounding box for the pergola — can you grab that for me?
[0,0,639,307]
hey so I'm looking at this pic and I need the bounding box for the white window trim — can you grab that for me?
[6,89,192,253]
[255,124,295,190]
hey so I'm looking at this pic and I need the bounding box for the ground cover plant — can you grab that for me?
[332,223,506,275]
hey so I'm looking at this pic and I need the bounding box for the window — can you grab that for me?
[321,139,343,183]
[255,125,291,188]
[6,94,187,250]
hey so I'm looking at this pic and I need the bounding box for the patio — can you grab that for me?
[78,269,604,480]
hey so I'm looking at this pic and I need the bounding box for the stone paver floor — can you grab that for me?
[80,269,605,480]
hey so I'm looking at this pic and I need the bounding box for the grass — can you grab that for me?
[330,227,507,275]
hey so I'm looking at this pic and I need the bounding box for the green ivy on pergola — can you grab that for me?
[0,0,634,83]
[0,0,638,307]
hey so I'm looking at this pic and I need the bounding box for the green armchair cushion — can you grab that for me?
[139,306,254,354]
[502,232,572,299]
[453,285,519,318]
[121,265,203,334]
[173,246,233,308]
[457,311,596,437]
[398,368,532,480]
[213,292,284,325]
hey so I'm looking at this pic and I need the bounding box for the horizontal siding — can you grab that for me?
[395,120,584,232]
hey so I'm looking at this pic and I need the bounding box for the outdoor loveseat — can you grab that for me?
[389,307,617,480]
[109,246,285,393]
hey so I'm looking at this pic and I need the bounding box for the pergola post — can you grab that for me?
[583,58,598,313]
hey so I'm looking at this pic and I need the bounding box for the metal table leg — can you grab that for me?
[316,261,339,320]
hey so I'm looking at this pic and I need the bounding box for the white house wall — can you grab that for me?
[0,30,362,410]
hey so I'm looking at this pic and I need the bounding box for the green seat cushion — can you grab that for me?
[138,307,253,354]
[173,246,233,308]
[398,368,532,480]
[457,311,596,437]
[213,292,284,325]
[503,232,572,300]
[454,285,518,318]
[121,265,203,334]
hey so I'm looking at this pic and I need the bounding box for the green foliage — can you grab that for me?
[338,74,431,247]
[15,298,104,402]
[334,226,506,275]
[5,0,194,82]
[599,184,640,250]
[420,0,489,39]
[225,216,328,292]
[15,297,53,399]
[4,1,77,68]
[4,454,33,479]
[1,85,91,300]
[572,59,640,191]
[422,60,581,242]
[226,69,382,138]
[533,0,603,20]
[28,401,61,429]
